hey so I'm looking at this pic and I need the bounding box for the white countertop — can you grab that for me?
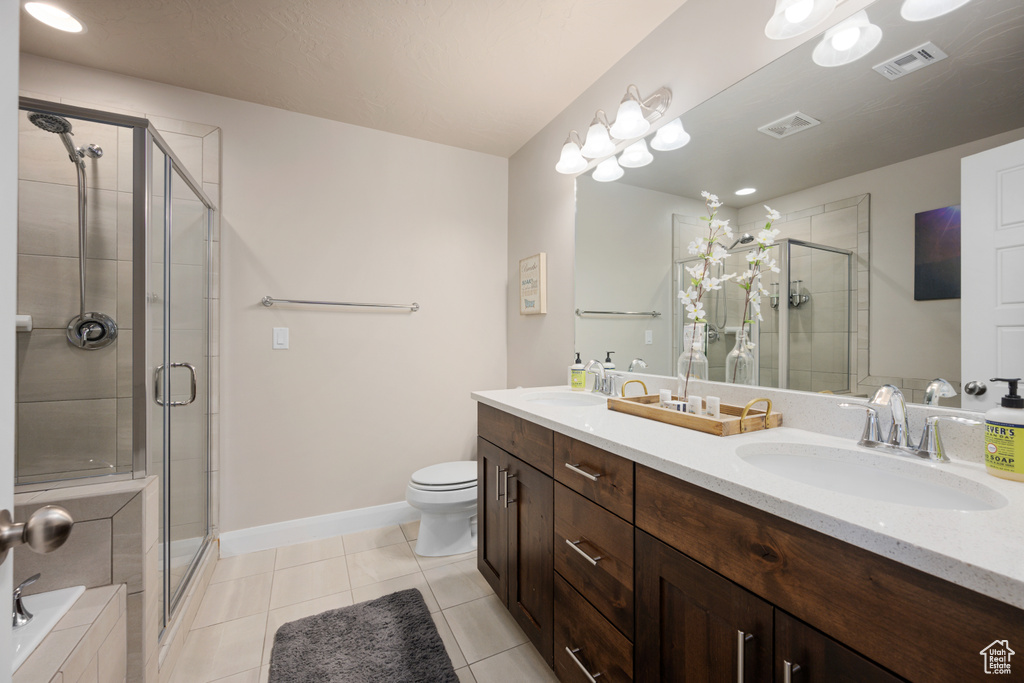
[472,385,1024,610]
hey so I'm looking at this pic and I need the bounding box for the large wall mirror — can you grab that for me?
[574,0,1024,406]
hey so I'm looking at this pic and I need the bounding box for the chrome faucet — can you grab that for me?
[13,574,40,628]
[628,358,648,372]
[870,384,913,448]
[584,359,615,396]
[923,378,957,406]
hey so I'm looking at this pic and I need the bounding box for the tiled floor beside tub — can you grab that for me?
[164,521,557,683]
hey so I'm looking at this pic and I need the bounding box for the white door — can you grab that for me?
[1,0,20,678]
[961,136,1024,411]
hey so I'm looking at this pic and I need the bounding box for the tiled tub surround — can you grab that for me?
[14,477,160,682]
[471,383,1024,610]
[14,583,127,683]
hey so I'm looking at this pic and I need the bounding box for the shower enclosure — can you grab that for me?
[676,238,853,392]
[16,98,215,631]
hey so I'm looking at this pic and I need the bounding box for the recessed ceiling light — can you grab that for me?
[735,188,757,196]
[24,3,85,33]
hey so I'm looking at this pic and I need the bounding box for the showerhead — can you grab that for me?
[28,112,73,134]
[728,233,754,250]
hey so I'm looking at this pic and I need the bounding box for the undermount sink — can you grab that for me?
[736,443,1008,511]
[522,391,607,407]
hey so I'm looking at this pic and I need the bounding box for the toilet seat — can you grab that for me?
[410,461,476,491]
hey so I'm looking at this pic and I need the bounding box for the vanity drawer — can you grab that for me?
[478,403,553,476]
[554,483,634,636]
[554,433,633,521]
[634,463,1024,683]
[554,573,633,683]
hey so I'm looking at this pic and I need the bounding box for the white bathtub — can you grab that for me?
[12,585,85,672]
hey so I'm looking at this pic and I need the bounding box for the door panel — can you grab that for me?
[775,611,905,683]
[477,437,508,604]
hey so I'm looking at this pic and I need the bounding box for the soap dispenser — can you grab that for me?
[985,377,1024,482]
[603,351,616,371]
[569,353,586,391]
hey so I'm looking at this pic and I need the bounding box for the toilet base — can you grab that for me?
[414,512,478,557]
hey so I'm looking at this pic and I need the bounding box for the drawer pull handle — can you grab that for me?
[495,466,506,502]
[783,660,801,683]
[737,630,754,682]
[503,471,516,508]
[565,462,601,482]
[565,647,602,682]
[565,538,602,566]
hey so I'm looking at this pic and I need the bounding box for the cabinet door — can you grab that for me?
[775,611,905,683]
[477,437,508,604]
[508,454,555,666]
[554,573,633,682]
[635,530,772,683]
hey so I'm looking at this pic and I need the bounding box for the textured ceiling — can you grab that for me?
[19,0,691,157]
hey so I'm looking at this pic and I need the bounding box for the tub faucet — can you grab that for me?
[628,358,648,372]
[923,378,957,406]
[13,574,40,628]
[869,384,913,449]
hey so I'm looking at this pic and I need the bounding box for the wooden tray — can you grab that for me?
[607,394,782,436]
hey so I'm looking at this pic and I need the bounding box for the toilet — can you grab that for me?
[405,461,478,557]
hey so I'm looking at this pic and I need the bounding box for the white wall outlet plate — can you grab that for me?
[645,330,653,345]
[273,327,289,349]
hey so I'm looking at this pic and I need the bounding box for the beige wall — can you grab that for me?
[20,55,509,533]
[505,0,874,388]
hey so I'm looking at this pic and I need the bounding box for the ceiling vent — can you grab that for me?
[757,112,822,140]
[873,42,948,81]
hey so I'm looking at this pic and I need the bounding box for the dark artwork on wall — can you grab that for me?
[914,204,961,301]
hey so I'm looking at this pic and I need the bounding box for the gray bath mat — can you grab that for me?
[268,588,459,683]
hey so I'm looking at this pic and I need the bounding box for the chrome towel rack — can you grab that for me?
[575,308,660,317]
[262,296,419,312]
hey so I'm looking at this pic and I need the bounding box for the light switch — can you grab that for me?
[645,330,653,345]
[273,327,289,350]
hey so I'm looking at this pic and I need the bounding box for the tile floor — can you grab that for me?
[165,521,559,683]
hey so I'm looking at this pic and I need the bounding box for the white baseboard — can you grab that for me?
[219,501,420,557]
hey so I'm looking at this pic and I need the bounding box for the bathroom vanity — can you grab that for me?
[473,387,1024,682]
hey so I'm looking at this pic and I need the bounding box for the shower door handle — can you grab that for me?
[155,362,199,407]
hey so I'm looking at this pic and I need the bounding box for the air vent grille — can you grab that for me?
[757,112,822,140]
[874,42,948,80]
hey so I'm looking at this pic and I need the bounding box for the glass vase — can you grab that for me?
[725,328,756,385]
[677,324,710,397]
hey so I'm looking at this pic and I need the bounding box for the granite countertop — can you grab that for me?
[472,385,1024,610]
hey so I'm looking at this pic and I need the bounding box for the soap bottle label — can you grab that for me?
[571,369,586,390]
[985,420,1021,476]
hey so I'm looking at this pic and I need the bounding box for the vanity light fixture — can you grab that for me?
[609,86,651,139]
[812,11,883,67]
[555,132,588,174]
[618,139,654,169]
[650,118,690,152]
[24,2,85,32]
[764,0,836,40]
[592,156,624,182]
[579,111,616,159]
[735,188,757,196]
[900,0,973,21]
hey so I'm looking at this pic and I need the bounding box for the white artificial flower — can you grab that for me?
[756,227,780,246]
[710,218,729,230]
[765,205,781,222]
[738,269,755,283]
[710,243,728,264]
[685,264,705,280]
[687,238,705,256]
[685,301,705,320]
[679,288,697,302]
[764,257,780,274]
[745,340,756,351]
[746,250,759,263]
[701,190,711,199]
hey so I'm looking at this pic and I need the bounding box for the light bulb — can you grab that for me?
[580,119,615,158]
[619,139,653,169]
[831,25,861,51]
[784,0,814,23]
[650,118,690,152]
[609,98,650,140]
[592,157,624,182]
[555,139,587,175]
[24,2,84,32]
[735,188,757,196]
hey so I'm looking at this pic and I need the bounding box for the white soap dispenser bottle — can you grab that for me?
[603,351,616,371]
[985,377,1024,482]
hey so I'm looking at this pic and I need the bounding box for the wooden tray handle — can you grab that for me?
[740,398,773,433]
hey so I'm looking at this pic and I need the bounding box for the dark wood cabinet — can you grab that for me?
[477,436,508,602]
[507,454,554,665]
[635,530,773,683]
[775,611,904,683]
[554,574,633,683]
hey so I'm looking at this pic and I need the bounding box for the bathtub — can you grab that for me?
[11,584,85,672]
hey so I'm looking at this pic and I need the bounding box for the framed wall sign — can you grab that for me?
[519,253,547,315]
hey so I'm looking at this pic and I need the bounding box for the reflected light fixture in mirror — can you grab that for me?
[901,0,973,21]
[812,10,883,66]
[650,118,691,151]
[24,2,84,32]
[619,139,654,168]
[555,132,588,174]
[736,187,757,195]
[593,156,624,182]
[610,86,652,139]
[765,0,836,39]
[580,111,616,158]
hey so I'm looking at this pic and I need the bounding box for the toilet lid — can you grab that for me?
[411,461,477,487]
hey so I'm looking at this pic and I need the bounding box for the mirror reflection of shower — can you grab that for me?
[27,111,118,350]
[707,233,754,344]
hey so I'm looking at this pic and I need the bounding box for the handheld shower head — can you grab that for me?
[728,234,754,250]
[28,111,81,165]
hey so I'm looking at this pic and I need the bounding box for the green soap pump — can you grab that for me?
[985,377,1024,482]
[569,353,586,391]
